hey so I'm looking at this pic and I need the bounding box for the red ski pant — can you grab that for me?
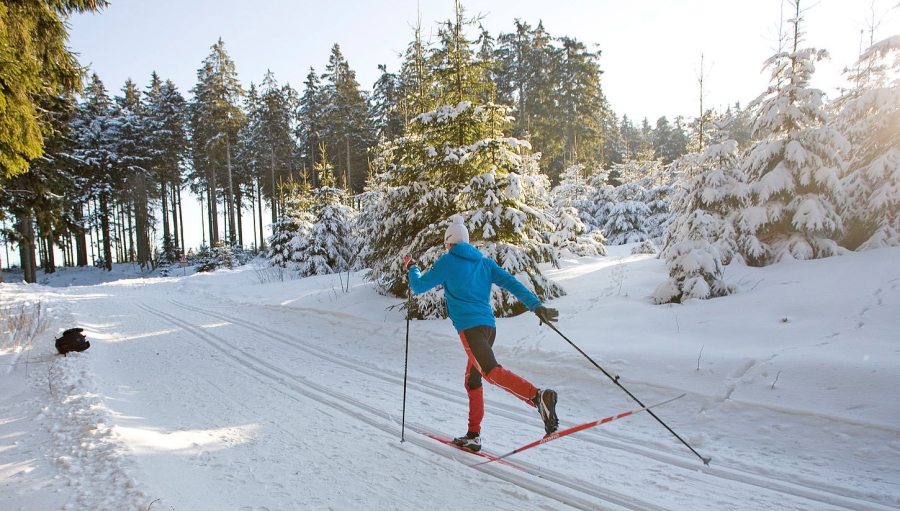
[459,326,538,434]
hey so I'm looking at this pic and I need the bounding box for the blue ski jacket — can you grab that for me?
[408,242,542,332]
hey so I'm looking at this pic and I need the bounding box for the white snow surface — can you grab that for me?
[1,244,899,511]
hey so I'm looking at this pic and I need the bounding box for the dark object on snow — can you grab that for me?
[56,328,90,355]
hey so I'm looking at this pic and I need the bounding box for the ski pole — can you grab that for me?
[541,320,711,465]
[401,287,411,443]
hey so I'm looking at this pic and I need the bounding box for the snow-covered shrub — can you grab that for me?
[653,237,737,303]
[194,243,236,272]
[631,240,657,255]
[548,206,608,257]
[654,211,739,304]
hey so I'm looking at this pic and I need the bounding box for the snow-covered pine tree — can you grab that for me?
[460,148,567,317]
[654,141,747,304]
[266,179,313,271]
[580,169,614,231]
[111,79,154,267]
[70,73,118,271]
[833,35,900,250]
[144,74,188,262]
[319,44,374,193]
[188,38,246,247]
[371,64,406,144]
[549,164,607,257]
[737,3,849,265]
[592,159,668,245]
[239,71,296,239]
[361,3,564,319]
[645,182,674,240]
[292,159,358,277]
[599,180,652,245]
[552,164,593,209]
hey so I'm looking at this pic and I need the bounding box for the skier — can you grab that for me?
[405,214,560,453]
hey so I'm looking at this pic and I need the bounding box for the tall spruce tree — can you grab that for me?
[241,71,296,238]
[111,79,154,266]
[652,116,690,165]
[1,92,79,281]
[189,38,246,246]
[144,74,188,261]
[70,73,118,271]
[737,2,848,265]
[493,22,611,179]
[297,68,324,186]
[398,19,434,122]
[554,36,607,176]
[371,64,406,144]
[320,44,373,193]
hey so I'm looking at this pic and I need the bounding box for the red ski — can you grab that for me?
[397,420,523,470]
[470,393,685,467]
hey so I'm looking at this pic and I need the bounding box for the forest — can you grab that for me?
[1,0,897,309]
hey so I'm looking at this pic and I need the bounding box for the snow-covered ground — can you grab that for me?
[1,245,898,510]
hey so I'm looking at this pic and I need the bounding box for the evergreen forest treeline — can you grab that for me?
[0,4,703,280]
[2,0,897,315]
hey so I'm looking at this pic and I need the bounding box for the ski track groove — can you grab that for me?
[168,297,896,511]
[138,300,662,510]
[167,300,893,511]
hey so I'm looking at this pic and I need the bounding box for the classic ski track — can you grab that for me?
[137,300,662,511]
[169,297,895,511]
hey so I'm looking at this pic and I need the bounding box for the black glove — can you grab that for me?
[534,306,558,324]
[403,255,417,270]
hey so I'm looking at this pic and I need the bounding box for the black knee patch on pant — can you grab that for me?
[462,325,498,391]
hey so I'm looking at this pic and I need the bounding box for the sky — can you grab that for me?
[2,243,898,509]
[67,0,899,123]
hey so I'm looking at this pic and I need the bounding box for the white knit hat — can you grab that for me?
[444,214,469,245]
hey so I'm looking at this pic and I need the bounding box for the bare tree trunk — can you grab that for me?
[135,181,151,268]
[74,203,88,267]
[88,200,97,265]
[236,189,244,248]
[346,135,351,190]
[161,178,170,249]
[177,184,186,253]
[257,176,265,250]
[210,162,219,246]
[226,138,237,245]
[43,234,56,274]
[99,193,113,271]
[17,210,37,283]
[270,149,277,225]
[199,189,207,247]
